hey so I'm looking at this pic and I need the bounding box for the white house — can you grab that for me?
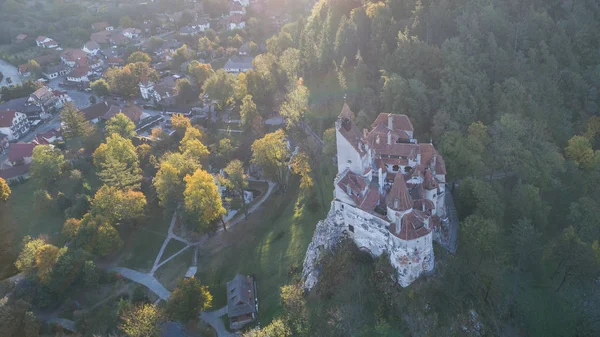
[66,67,90,82]
[0,110,31,141]
[139,81,156,101]
[52,90,73,109]
[196,18,210,32]
[122,28,142,39]
[42,64,69,79]
[36,36,58,48]
[302,104,452,289]
[83,41,101,55]
[224,56,254,73]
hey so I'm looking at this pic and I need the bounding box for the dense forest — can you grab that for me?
[264,0,600,336]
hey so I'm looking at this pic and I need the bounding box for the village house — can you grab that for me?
[61,48,87,67]
[18,64,31,77]
[92,22,114,31]
[36,36,58,48]
[15,34,27,43]
[52,90,73,109]
[80,101,114,124]
[42,64,69,80]
[0,98,44,121]
[226,14,246,30]
[66,67,90,83]
[0,110,30,141]
[103,103,144,122]
[7,142,36,166]
[28,86,59,116]
[91,30,112,44]
[224,56,254,73]
[238,42,251,55]
[32,129,62,145]
[230,2,246,15]
[122,28,142,39]
[0,164,31,183]
[226,274,257,330]
[83,41,101,55]
[302,104,453,289]
[110,33,129,46]
[139,75,180,103]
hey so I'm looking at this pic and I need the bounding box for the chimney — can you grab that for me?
[387,131,392,145]
[432,154,437,174]
[388,114,393,129]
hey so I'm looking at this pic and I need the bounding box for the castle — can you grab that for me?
[302,104,454,288]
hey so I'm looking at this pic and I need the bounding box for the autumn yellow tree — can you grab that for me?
[290,151,313,193]
[154,152,203,208]
[120,304,163,337]
[184,169,226,232]
[251,129,291,187]
[90,185,147,225]
[224,160,248,217]
[0,177,11,202]
[180,127,209,163]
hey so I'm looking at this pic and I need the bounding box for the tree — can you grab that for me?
[105,62,159,98]
[97,158,142,190]
[90,79,110,97]
[202,69,236,110]
[23,311,39,337]
[290,151,313,194]
[565,135,595,169]
[279,48,302,81]
[30,145,66,188]
[120,304,163,337]
[180,127,210,163]
[174,78,195,104]
[83,260,99,287]
[224,160,248,216]
[183,169,226,232]
[26,60,41,78]
[166,277,213,321]
[240,95,259,132]
[60,102,94,139]
[119,15,134,28]
[323,127,336,158]
[106,112,137,139]
[0,177,10,202]
[251,130,291,186]
[217,138,233,161]
[551,226,599,292]
[35,243,62,284]
[93,134,140,176]
[188,61,215,88]
[90,185,147,225]
[281,79,309,132]
[154,152,202,208]
[172,44,193,68]
[243,319,291,337]
[128,51,152,64]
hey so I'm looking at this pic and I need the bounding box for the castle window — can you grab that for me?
[347,160,352,164]
[349,225,354,233]
[392,165,399,172]
[405,166,412,173]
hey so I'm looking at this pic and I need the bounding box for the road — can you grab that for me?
[0,59,22,87]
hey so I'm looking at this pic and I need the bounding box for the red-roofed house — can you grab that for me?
[36,36,58,48]
[15,34,27,43]
[0,110,30,140]
[8,142,36,166]
[61,48,87,67]
[18,64,31,77]
[33,129,62,145]
[66,67,90,83]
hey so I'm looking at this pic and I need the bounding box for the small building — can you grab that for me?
[0,110,30,140]
[66,67,90,83]
[122,28,142,39]
[15,34,27,43]
[80,101,114,124]
[42,64,69,79]
[0,97,44,121]
[226,274,257,330]
[36,36,58,48]
[0,164,31,184]
[92,22,113,31]
[91,30,112,44]
[83,41,101,55]
[18,64,31,77]
[32,129,62,145]
[8,142,36,166]
[61,48,87,67]
[224,56,254,73]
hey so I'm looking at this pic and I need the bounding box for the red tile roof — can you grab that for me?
[0,110,17,127]
[390,209,431,240]
[418,143,447,175]
[371,113,414,132]
[69,67,89,78]
[91,31,111,44]
[15,34,27,40]
[0,164,30,180]
[8,143,36,161]
[386,173,412,211]
[61,48,87,62]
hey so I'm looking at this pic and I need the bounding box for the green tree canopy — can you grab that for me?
[166,277,213,321]
[30,145,67,188]
[60,102,94,139]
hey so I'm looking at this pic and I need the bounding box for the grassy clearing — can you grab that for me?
[155,248,195,291]
[118,208,172,272]
[195,166,335,323]
[159,239,187,264]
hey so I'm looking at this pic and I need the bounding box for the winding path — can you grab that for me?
[200,306,237,337]
[111,267,171,300]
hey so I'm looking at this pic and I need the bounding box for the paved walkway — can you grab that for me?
[200,306,237,337]
[225,181,275,231]
[111,267,171,300]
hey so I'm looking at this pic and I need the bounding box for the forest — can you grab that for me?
[258,0,600,336]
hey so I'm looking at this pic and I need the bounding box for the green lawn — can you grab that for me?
[159,239,187,264]
[195,166,335,323]
[118,208,172,272]
[0,180,66,278]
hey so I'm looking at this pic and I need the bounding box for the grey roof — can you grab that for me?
[43,64,67,74]
[226,274,256,318]
[0,97,43,116]
[224,56,254,71]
